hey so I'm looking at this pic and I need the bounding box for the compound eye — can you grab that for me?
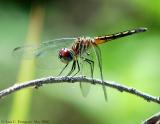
[58,48,73,63]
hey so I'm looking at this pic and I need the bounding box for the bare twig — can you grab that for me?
[0,76,160,104]
[142,112,160,124]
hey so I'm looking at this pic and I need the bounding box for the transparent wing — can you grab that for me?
[79,47,95,97]
[12,38,77,58]
[92,44,107,101]
[12,38,77,70]
[79,59,91,97]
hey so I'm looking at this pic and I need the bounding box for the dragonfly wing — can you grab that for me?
[79,58,91,97]
[79,47,95,97]
[13,38,76,58]
[12,44,40,59]
[80,61,91,97]
[12,38,76,70]
[92,44,107,101]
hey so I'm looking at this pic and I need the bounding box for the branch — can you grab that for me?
[142,112,160,124]
[0,76,160,104]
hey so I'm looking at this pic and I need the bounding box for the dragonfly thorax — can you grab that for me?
[58,48,75,64]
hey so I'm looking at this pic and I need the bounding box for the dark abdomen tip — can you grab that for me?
[136,27,148,32]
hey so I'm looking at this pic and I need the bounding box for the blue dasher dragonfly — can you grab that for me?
[13,27,147,101]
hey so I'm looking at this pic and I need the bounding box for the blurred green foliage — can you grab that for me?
[0,0,160,124]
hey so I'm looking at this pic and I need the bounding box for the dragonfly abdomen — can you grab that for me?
[94,27,147,45]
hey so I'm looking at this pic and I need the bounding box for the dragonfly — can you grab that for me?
[13,27,147,101]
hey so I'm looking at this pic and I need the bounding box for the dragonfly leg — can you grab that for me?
[83,58,95,84]
[58,63,69,76]
[72,60,80,76]
[67,61,76,76]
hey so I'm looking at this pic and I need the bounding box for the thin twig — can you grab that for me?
[142,112,160,124]
[0,76,160,104]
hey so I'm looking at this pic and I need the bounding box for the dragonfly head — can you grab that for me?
[58,48,74,64]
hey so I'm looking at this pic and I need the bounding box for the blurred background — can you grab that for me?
[0,0,160,124]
